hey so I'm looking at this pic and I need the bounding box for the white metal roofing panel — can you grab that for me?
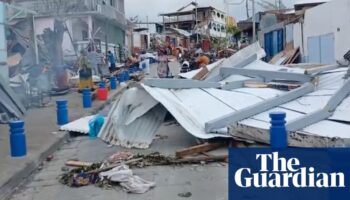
[301,120,350,139]
[232,88,285,100]
[279,95,330,114]
[60,115,96,134]
[330,96,350,122]
[170,88,234,122]
[317,70,347,90]
[203,88,264,110]
[143,85,231,139]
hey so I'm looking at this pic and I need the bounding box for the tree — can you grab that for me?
[40,0,85,68]
[226,25,241,45]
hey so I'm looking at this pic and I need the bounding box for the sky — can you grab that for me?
[125,0,299,23]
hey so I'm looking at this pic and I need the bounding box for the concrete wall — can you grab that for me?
[302,0,350,61]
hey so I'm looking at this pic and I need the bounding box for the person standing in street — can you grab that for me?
[108,50,116,73]
[87,48,99,76]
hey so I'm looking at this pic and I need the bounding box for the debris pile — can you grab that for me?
[59,145,228,193]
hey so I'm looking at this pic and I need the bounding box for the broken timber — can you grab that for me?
[144,78,220,89]
[175,142,224,158]
[205,82,315,132]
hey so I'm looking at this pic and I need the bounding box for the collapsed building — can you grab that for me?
[98,43,350,148]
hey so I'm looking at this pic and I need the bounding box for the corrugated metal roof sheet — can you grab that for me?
[99,43,350,148]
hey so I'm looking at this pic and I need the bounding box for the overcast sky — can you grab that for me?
[125,0,298,22]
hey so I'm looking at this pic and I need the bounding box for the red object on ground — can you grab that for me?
[97,88,108,101]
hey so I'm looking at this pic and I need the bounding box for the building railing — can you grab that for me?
[164,14,194,23]
[14,0,126,25]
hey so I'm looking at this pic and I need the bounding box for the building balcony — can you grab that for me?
[13,0,126,26]
[163,15,195,23]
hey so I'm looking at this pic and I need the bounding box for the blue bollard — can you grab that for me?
[125,71,130,80]
[99,81,106,88]
[56,100,68,125]
[118,73,124,83]
[82,88,92,108]
[9,120,27,157]
[269,112,287,148]
[110,76,117,90]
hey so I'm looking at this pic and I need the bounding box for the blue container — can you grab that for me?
[110,76,117,90]
[269,112,287,148]
[124,71,130,81]
[118,73,124,82]
[99,81,106,88]
[82,88,92,108]
[9,120,27,157]
[56,100,68,125]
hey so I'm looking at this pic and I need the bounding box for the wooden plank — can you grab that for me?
[175,142,224,158]
[174,155,228,163]
[65,160,93,167]
[192,66,209,80]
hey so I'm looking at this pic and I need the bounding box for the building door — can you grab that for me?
[264,29,284,61]
[307,33,335,64]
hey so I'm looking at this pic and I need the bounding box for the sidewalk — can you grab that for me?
[0,86,127,200]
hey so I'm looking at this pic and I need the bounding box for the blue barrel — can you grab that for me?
[269,112,287,148]
[110,76,117,90]
[82,88,92,108]
[56,100,68,125]
[9,120,27,157]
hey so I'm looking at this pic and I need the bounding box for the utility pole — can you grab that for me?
[195,0,198,44]
[246,0,249,18]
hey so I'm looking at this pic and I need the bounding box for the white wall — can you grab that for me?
[293,22,303,53]
[302,0,350,61]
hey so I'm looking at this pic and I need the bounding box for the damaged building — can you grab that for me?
[9,0,128,63]
[96,42,350,149]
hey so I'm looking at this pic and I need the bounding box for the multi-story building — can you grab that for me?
[10,0,128,61]
[160,6,228,39]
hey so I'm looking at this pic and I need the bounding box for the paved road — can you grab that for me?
[9,120,228,200]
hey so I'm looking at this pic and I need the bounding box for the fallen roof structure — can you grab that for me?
[99,42,350,149]
[0,74,26,122]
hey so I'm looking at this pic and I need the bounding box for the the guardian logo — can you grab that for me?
[234,152,345,188]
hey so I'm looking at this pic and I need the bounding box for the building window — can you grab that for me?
[217,12,220,18]
[82,30,88,40]
[221,25,225,32]
[221,14,224,19]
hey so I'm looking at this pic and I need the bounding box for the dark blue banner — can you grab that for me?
[229,148,350,200]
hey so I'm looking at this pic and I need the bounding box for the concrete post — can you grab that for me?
[0,2,8,83]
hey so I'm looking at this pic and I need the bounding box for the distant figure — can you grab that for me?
[196,54,210,68]
[107,51,116,73]
[78,50,93,89]
[157,48,170,78]
[96,49,105,77]
[87,48,99,76]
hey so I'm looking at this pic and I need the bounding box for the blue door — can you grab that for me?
[307,33,335,64]
[264,29,284,61]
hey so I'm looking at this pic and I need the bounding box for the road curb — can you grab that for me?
[0,132,69,200]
